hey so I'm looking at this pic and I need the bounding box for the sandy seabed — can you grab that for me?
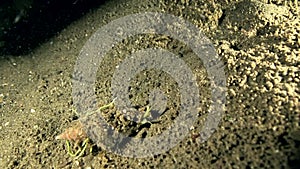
[0,0,299,168]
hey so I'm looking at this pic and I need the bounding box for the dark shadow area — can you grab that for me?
[287,130,300,169]
[0,0,108,56]
[277,130,300,169]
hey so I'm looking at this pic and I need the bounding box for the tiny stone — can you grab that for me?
[74,160,80,166]
[250,62,256,68]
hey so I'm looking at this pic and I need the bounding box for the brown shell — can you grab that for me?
[55,121,87,143]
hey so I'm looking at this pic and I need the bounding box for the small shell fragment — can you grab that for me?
[55,121,87,143]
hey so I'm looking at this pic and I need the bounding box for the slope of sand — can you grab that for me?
[0,0,299,168]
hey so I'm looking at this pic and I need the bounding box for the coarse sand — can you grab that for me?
[0,0,299,168]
